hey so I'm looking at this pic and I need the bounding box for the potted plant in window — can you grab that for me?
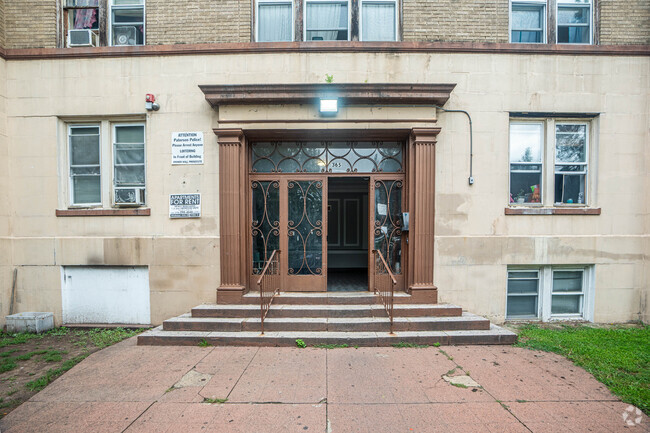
[514,189,526,204]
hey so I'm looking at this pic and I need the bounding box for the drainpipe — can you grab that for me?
[433,105,474,186]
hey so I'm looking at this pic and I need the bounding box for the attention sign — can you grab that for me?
[171,132,204,165]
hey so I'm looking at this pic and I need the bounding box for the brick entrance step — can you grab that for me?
[137,292,517,346]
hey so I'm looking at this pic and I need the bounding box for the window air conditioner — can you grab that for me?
[67,29,98,47]
[114,26,137,46]
[114,187,145,206]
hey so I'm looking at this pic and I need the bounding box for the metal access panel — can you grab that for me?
[61,266,150,325]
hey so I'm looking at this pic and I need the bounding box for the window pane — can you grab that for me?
[558,6,589,24]
[508,271,538,279]
[510,123,542,163]
[512,6,543,30]
[112,8,143,23]
[70,134,100,165]
[112,9,144,45]
[512,30,542,43]
[362,3,396,41]
[558,26,589,43]
[508,278,538,294]
[71,166,100,175]
[115,125,144,143]
[551,295,582,314]
[115,165,145,185]
[67,0,99,6]
[306,2,348,41]
[71,8,99,30]
[115,148,144,164]
[507,295,538,318]
[556,124,586,163]
[113,0,144,6]
[554,173,585,203]
[258,4,292,42]
[553,270,583,292]
[510,171,542,204]
[73,176,101,204]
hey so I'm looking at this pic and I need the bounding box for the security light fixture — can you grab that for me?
[319,98,338,116]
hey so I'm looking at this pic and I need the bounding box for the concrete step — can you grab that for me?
[138,324,517,346]
[238,291,416,305]
[162,313,490,332]
[191,303,463,319]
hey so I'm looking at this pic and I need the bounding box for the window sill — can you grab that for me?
[56,208,150,217]
[505,207,601,215]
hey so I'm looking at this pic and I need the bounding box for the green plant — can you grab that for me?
[203,397,228,404]
[325,74,334,83]
[433,342,441,347]
[295,339,306,348]
[450,382,468,389]
[392,342,428,348]
[312,343,348,349]
[198,339,211,347]
[25,354,89,392]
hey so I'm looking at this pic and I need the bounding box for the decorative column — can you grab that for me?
[407,128,441,303]
[215,128,246,304]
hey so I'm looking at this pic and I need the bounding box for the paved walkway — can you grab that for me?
[0,338,647,432]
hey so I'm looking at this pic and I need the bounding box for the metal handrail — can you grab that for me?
[372,249,397,334]
[257,250,280,335]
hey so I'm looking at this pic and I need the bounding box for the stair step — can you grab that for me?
[138,324,517,347]
[162,313,490,332]
[239,291,415,305]
[192,303,462,318]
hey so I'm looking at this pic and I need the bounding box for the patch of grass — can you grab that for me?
[312,343,348,349]
[41,350,67,362]
[433,342,441,347]
[516,324,650,414]
[445,368,457,376]
[0,332,43,348]
[0,360,17,374]
[391,342,429,348]
[198,339,211,348]
[0,349,19,358]
[84,328,142,348]
[203,397,228,404]
[46,327,69,337]
[6,389,17,396]
[450,382,468,389]
[295,339,306,348]
[25,354,90,392]
[438,349,453,361]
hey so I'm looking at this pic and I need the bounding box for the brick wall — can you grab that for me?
[599,0,650,45]
[0,0,5,49]
[402,0,509,43]
[146,0,250,45]
[5,1,56,49]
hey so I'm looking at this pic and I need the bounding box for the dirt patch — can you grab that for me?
[0,327,143,418]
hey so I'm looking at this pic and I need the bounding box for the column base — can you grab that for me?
[408,285,438,304]
[217,286,245,304]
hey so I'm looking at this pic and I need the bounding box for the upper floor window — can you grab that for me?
[510,0,546,43]
[305,0,349,41]
[110,0,145,46]
[557,0,591,44]
[257,0,293,42]
[64,0,100,47]
[360,0,397,41]
[509,119,592,206]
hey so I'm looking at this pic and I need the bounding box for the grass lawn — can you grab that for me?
[0,327,144,417]
[515,323,649,414]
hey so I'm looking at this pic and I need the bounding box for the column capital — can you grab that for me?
[410,128,441,145]
[213,128,244,145]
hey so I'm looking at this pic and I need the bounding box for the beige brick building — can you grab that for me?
[0,0,648,333]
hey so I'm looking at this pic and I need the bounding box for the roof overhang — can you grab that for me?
[199,83,456,108]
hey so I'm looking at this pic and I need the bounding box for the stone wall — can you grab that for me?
[599,0,650,45]
[4,0,56,49]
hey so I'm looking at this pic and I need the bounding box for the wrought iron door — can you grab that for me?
[370,176,405,291]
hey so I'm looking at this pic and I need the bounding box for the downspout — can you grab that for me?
[433,105,474,186]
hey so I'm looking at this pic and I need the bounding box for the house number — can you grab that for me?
[331,162,342,168]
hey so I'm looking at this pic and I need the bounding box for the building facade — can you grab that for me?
[0,0,648,326]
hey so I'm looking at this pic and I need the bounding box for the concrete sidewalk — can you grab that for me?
[0,338,647,433]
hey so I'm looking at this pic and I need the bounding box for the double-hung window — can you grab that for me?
[110,0,145,46]
[305,0,349,41]
[510,0,546,43]
[509,119,591,206]
[557,0,591,44]
[67,122,146,207]
[506,266,593,321]
[257,0,294,42]
[360,0,397,41]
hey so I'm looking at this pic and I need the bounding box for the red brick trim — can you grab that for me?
[2,41,648,60]
[56,208,151,217]
[505,207,601,215]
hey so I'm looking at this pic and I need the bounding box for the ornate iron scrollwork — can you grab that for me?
[287,180,323,275]
[374,180,403,275]
[251,180,280,274]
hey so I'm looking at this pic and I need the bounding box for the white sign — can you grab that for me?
[169,194,201,218]
[377,203,387,216]
[172,132,204,165]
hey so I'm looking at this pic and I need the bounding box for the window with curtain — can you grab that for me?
[557,0,591,44]
[258,0,293,42]
[510,1,545,43]
[361,0,397,41]
[305,0,349,41]
[111,0,145,46]
[69,125,101,205]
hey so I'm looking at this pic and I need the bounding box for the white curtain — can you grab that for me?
[306,3,346,41]
[259,4,292,42]
[362,3,395,41]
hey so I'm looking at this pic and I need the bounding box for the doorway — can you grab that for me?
[327,178,369,291]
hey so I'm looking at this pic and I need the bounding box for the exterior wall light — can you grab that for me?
[319,98,338,116]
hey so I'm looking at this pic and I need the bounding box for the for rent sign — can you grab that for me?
[169,194,201,218]
[171,132,204,164]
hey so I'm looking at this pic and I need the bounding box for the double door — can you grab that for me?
[250,174,404,291]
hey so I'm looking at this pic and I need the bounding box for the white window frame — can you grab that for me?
[303,0,351,42]
[506,265,594,322]
[109,0,146,47]
[549,268,587,319]
[554,121,589,205]
[256,0,295,42]
[68,124,102,207]
[112,123,146,205]
[556,0,592,45]
[508,121,545,206]
[359,0,399,42]
[509,0,547,44]
[506,270,541,320]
